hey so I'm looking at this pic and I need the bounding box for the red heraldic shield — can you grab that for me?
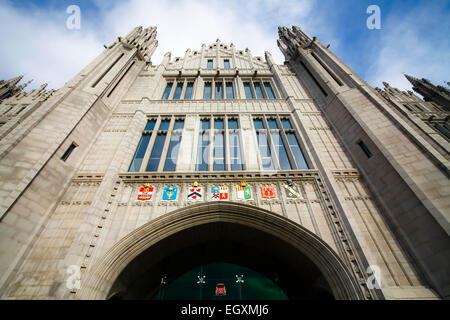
[261,185,276,199]
[137,185,154,201]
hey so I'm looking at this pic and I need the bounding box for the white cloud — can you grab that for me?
[99,0,315,65]
[366,3,450,91]
[0,0,317,90]
[0,3,104,90]
[2,0,447,95]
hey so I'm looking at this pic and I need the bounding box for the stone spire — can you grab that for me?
[405,74,450,111]
[0,75,24,102]
[112,26,158,62]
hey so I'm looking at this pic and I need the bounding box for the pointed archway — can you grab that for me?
[79,202,364,300]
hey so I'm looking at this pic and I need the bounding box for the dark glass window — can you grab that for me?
[213,132,225,171]
[184,83,193,100]
[214,119,224,130]
[207,60,213,69]
[244,82,254,99]
[61,143,77,162]
[215,82,223,99]
[201,119,210,130]
[224,60,230,69]
[281,119,292,129]
[256,132,274,170]
[129,135,150,172]
[267,119,278,129]
[145,120,156,131]
[228,119,239,130]
[197,132,209,171]
[264,82,275,99]
[146,134,167,171]
[173,82,183,100]
[287,133,309,169]
[204,82,212,99]
[253,119,264,130]
[254,82,264,99]
[152,262,288,300]
[162,83,172,100]
[229,133,243,171]
[164,135,181,171]
[159,120,170,131]
[271,133,292,170]
[358,140,373,158]
[173,120,184,130]
[226,82,234,99]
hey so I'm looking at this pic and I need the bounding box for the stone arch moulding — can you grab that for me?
[78,202,365,300]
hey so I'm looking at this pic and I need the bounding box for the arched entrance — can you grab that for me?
[79,202,364,300]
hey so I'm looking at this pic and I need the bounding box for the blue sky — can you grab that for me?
[0,0,449,92]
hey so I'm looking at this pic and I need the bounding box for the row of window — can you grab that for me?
[129,118,185,172]
[207,59,231,69]
[162,79,276,100]
[128,116,309,172]
[254,116,309,171]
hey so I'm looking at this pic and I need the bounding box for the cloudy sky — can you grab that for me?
[0,0,449,92]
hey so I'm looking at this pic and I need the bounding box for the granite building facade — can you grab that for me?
[0,25,448,300]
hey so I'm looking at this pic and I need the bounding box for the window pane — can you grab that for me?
[204,82,212,99]
[174,120,184,130]
[213,132,225,171]
[226,82,234,99]
[159,120,170,130]
[267,119,278,129]
[254,82,264,99]
[184,83,193,100]
[287,133,309,169]
[224,60,230,69]
[253,119,264,130]
[129,134,151,172]
[229,133,243,171]
[281,119,292,129]
[196,133,209,171]
[61,143,77,162]
[173,83,183,100]
[271,133,292,170]
[264,82,275,99]
[214,119,224,130]
[164,135,181,171]
[207,60,213,69]
[201,119,210,130]
[228,119,238,130]
[215,82,223,99]
[244,82,254,99]
[146,134,167,171]
[256,132,274,170]
[145,120,156,131]
[162,83,172,100]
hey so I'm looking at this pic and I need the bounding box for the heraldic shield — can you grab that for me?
[188,186,203,201]
[211,186,229,201]
[284,183,301,199]
[236,185,252,200]
[163,187,178,201]
[261,185,277,199]
[137,184,154,201]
